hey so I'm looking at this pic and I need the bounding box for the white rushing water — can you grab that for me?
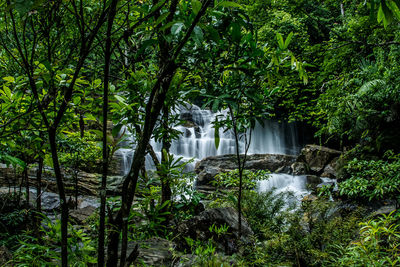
[116,104,301,174]
[257,173,309,200]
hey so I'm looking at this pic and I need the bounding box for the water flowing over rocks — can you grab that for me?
[175,207,254,255]
[195,154,297,185]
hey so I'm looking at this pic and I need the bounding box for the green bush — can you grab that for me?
[339,150,400,202]
[57,132,102,173]
[329,211,400,267]
[10,214,96,266]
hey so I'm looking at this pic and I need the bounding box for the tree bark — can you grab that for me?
[48,129,68,267]
[98,1,119,265]
[36,156,43,213]
[161,106,172,226]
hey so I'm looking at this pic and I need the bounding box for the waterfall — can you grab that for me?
[257,173,308,200]
[116,104,301,175]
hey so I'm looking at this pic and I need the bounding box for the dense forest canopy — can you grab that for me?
[0,0,399,266]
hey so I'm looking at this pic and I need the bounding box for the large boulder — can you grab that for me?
[123,238,174,267]
[195,154,296,185]
[321,157,339,178]
[175,207,254,255]
[297,145,341,174]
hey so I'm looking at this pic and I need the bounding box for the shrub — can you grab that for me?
[339,150,400,202]
[329,211,400,267]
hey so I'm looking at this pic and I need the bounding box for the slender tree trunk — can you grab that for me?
[74,168,78,209]
[98,1,119,265]
[161,106,172,226]
[36,156,43,213]
[119,218,128,267]
[24,167,29,208]
[48,129,68,267]
[106,2,210,264]
[229,106,243,238]
[106,62,177,266]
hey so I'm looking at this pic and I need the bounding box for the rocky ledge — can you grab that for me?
[195,154,297,185]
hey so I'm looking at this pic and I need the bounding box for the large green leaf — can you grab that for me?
[214,116,220,150]
[192,0,202,15]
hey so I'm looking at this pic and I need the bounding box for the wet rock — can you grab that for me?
[306,175,322,190]
[109,152,126,176]
[40,191,61,211]
[369,205,397,218]
[176,207,254,255]
[297,145,341,174]
[291,161,308,175]
[275,165,292,174]
[195,154,296,185]
[70,206,96,224]
[321,157,339,178]
[128,238,174,266]
[0,164,124,197]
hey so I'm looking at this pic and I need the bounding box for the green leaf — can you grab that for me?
[159,21,176,32]
[171,22,185,36]
[150,0,167,13]
[276,32,284,49]
[192,0,202,15]
[114,94,127,106]
[217,1,243,9]
[0,154,26,168]
[212,99,220,112]
[3,76,15,83]
[154,12,170,27]
[284,32,293,49]
[230,23,241,42]
[378,3,385,23]
[112,124,123,138]
[214,117,220,150]
[137,39,157,56]
[193,26,204,45]
[2,85,12,98]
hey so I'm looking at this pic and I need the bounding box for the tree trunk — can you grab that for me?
[24,167,29,208]
[36,156,43,213]
[161,106,172,226]
[48,129,68,267]
[98,1,119,265]
[106,61,177,266]
[105,2,210,263]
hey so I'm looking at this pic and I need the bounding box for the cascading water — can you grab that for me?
[116,104,308,198]
[117,104,300,174]
[257,173,308,200]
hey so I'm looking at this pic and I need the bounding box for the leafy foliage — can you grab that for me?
[330,211,400,266]
[339,150,400,201]
[10,215,96,266]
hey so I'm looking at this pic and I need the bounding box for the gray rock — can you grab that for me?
[369,205,397,218]
[291,161,308,175]
[195,154,296,185]
[298,145,341,174]
[176,207,254,255]
[70,206,96,224]
[40,191,61,211]
[130,238,174,266]
[321,157,339,178]
[306,175,323,191]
